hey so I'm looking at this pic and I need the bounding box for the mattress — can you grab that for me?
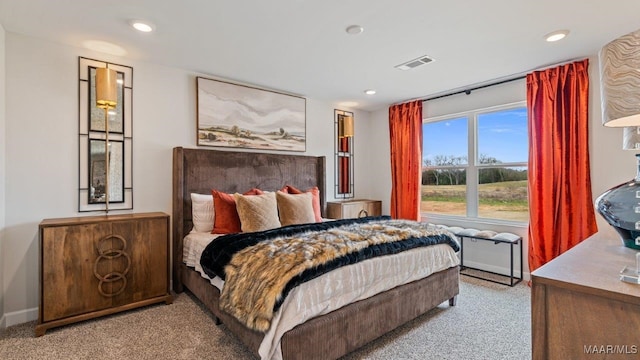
[183,229,460,360]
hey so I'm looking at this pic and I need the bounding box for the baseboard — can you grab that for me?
[4,307,38,327]
[0,313,6,330]
[463,260,530,281]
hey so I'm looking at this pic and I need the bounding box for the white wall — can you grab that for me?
[2,32,373,325]
[363,55,634,280]
[0,22,6,329]
[365,109,392,211]
[347,108,376,200]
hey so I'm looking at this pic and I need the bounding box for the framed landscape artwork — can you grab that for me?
[196,77,306,152]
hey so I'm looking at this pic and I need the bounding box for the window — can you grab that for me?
[422,103,528,222]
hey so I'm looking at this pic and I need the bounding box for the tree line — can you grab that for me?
[422,154,527,185]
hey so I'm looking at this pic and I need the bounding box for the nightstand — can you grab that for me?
[36,212,173,336]
[326,199,382,219]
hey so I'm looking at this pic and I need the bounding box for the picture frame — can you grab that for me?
[196,77,306,152]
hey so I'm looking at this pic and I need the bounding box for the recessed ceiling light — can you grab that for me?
[346,25,364,35]
[131,20,154,33]
[544,30,569,42]
[364,89,376,95]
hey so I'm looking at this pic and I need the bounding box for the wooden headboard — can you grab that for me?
[172,146,326,291]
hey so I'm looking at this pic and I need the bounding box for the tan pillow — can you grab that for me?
[280,185,322,222]
[233,192,281,232]
[276,191,316,226]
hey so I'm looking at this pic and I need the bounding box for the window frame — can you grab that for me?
[422,101,528,224]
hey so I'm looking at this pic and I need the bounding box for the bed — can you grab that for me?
[172,146,460,360]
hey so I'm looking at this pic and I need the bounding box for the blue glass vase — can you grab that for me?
[596,153,640,250]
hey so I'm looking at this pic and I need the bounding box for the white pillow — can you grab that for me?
[191,193,214,233]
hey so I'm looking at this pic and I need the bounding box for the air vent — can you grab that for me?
[395,55,434,70]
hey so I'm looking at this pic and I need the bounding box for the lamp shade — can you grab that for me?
[95,68,118,109]
[599,28,640,127]
[339,115,354,138]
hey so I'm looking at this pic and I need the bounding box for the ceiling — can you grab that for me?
[1,0,640,111]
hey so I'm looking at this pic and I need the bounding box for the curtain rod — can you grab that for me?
[422,75,526,102]
[399,57,586,104]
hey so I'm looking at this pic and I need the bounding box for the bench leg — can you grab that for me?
[459,237,465,269]
[449,295,457,306]
[510,242,515,286]
[520,239,523,282]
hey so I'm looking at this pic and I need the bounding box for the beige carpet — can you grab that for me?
[0,276,531,360]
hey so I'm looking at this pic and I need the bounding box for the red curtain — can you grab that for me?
[389,101,423,221]
[527,59,597,272]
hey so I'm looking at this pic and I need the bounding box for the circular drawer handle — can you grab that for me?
[358,209,369,218]
[94,234,131,298]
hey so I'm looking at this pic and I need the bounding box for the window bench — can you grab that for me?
[431,224,523,287]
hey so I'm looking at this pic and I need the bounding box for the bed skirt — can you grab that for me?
[180,263,459,360]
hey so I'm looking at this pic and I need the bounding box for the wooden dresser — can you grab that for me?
[531,232,640,359]
[36,212,173,336]
[326,199,382,219]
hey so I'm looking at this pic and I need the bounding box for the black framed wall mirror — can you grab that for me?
[78,57,133,212]
[334,109,354,199]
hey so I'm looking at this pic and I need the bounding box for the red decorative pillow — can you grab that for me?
[212,188,263,234]
[280,185,322,222]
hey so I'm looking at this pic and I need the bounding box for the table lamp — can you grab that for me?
[596,28,640,250]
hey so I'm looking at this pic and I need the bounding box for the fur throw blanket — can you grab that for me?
[200,216,459,332]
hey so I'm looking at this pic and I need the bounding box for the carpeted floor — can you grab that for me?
[0,276,531,360]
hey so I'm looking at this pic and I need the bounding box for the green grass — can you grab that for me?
[421,181,529,221]
[478,198,528,207]
[479,180,528,190]
[422,195,465,203]
[422,180,528,209]
[422,195,527,206]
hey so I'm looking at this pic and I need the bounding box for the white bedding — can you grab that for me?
[183,229,460,360]
[183,230,226,289]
